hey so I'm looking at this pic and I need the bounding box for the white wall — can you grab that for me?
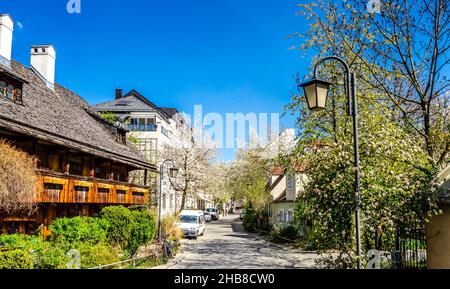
[127,111,194,216]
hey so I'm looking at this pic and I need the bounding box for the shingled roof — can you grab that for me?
[0,60,156,171]
[92,89,174,122]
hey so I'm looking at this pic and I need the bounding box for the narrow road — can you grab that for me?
[167,214,319,269]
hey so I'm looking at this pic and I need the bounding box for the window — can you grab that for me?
[278,209,285,223]
[43,183,63,202]
[97,188,109,203]
[0,78,22,104]
[132,191,145,203]
[0,81,5,95]
[117,190,126,203]
[161,126,170,137]
[7,84,14,99]
[74,186,89,202]
[287,210,294,223]
[287,175,294,189]
[98,188,109,194]
[127,118,157,131]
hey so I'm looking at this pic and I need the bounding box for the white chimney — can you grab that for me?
[0,14,14,66]
[31,45,56,89]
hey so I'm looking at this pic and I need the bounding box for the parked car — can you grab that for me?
[205,207,219,221]
[204,211,212,222]
[175,210,206,239]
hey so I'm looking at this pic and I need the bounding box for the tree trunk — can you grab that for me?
[180,190,187,210]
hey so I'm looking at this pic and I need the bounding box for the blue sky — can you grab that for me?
[3,0,313,161]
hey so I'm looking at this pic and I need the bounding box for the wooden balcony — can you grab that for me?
[37,170,149,205]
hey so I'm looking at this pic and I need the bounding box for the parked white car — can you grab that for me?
[204,211,212,222]
[176,210,206,239]
[205,207,219,221]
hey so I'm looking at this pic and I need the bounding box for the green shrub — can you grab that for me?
[128,209,157,255]
[100,112,118,122]
[0,249,34,269]
[49,216,109,247]
[32,241,70,269]
[243,208,257,231]
[100,206,134,247]
[78,243,121,269]
[100,206,157,256]
[0,234,40,250]
[279,225,299,240]
[0,234,67,269]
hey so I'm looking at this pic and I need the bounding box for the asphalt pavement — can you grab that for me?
[163,214,319,269]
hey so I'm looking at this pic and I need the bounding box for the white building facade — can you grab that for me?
[93,89,196,216]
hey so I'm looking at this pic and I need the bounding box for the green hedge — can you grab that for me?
[0,206,158,269]
[49,216,109,247]
[78,242,121,269]
[100,206,157,256]
[0,249,34,269]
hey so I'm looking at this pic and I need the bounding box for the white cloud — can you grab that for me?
[17,21,24,29]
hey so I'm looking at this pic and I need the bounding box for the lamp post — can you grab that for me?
[158,159,179,242]
[298,56,362,269]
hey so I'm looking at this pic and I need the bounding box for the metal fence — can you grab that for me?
[89,240,177,269]
[391,226,427,269]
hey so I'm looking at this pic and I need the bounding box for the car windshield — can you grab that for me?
[178,215,198,224]
[206,208,216,213]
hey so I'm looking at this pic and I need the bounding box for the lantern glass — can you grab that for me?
[300,78,332,112]
[304,83,318,110]
[316,82,330,110]
[169,167,179,178]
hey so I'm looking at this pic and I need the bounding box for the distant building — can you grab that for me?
[0,14,155,235]
[92,89,201,215]
[266,166,308,228]
[261,128,309,228]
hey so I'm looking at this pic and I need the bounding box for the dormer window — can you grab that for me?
[0,78,23,104]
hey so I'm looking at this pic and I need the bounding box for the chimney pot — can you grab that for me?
[115,88,123,99]
[0,14,14,66]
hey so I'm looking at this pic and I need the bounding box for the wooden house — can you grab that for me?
[0,14,156,235]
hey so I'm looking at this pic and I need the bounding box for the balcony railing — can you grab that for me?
[124,124,158,132]
[37,170,149,205]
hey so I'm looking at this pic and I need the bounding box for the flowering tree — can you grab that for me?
[226,147,273,211]
[293,103,439,252]
[160,130,219,210]
[285,2,448,266]
[292,0,449,169]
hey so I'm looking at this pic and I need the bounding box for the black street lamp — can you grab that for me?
[298,55,362,269]
[158,159,179,242]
